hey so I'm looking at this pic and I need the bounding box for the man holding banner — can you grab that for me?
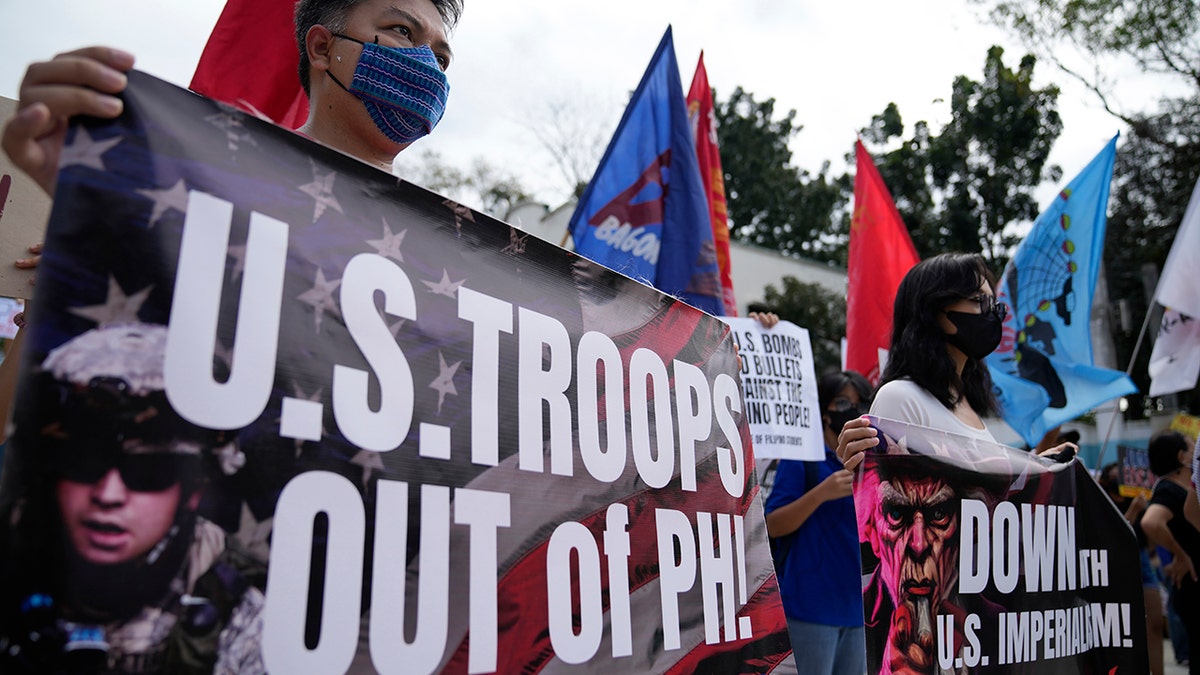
[2,0,463,191]
[0,6,796,674]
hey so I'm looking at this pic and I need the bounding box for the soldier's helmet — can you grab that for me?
[32,323,240,487]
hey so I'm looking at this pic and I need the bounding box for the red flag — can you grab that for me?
[189,0,309,128]
[686,53,738,316]
[848,140,919,384]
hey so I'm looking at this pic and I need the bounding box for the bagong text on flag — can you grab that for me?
[846,140,919,384]
[687,52,738,316]
[568,27,724,316]
[986,134,1137,447]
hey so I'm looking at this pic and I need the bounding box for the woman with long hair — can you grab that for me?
[837,252,1074,467]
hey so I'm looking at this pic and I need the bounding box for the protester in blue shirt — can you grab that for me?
[765,370,872,675]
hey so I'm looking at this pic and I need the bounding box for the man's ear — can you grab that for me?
[306,25,336,74]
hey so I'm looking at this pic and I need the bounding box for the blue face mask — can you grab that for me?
[327,33,449,144]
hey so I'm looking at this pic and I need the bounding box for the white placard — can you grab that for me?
[723,317,823,461]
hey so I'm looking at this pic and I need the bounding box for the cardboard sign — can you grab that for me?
[1169,412,1200,446]
[0,96,49,300]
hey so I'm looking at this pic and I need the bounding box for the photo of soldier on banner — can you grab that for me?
[0,71,793,674]
[853,416,1147,674]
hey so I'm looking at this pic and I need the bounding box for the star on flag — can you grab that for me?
[501,227,528,256]
[297,267,341,332]
[422,269,466,299]
[429,351,461,414]
[205,111,258,152]
[388,318,407,339]
[366,218,407,262]
[299,160,344,222]
[350,450,386,489]
[443,199,475,235]
[59,127,122,173]
[67,276,153,326]
[136,178,190,227]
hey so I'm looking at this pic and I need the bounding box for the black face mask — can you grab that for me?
[826,404,868,436]
[944,308,1003,360]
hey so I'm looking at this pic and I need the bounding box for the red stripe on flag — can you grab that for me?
[444,455,762,673]
[661,575,793,675]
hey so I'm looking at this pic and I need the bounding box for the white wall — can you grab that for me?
[727,240,846,315]
[506,200,849,318]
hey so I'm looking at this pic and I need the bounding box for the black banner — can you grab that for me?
[854,416,1147,674]
[0,72,791,674]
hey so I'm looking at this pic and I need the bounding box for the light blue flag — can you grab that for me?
[568,27,723,315]
[987,135,1137,446]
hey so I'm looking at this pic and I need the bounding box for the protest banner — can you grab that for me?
[0,72,793,674]
[1169,412,1200,446]
[0,96,48,300]
[853,416,1147,674]
[1115,445,1154,500]
[722,317,821,461]
[0,297,24,340]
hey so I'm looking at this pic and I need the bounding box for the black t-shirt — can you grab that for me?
[1150,478,1200,562]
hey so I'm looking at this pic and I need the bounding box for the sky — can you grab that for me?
[0,0,1181,221]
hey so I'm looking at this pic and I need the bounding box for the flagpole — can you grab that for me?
[1095,301,1156,469]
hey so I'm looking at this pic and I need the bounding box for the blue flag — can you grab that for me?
[987,135,1137,446]
[569,27,723,315]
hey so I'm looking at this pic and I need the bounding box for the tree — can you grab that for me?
[715,87,850,265]
[976,0,1200,416]
[759,277,846,376]
[976,0,1200,134]
[860,47,1063,275]
[522,95,616,202]
[395,150,532,218]
[860,103,937,250]
[1104,98,1200,416]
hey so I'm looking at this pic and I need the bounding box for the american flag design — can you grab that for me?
[1,71,793,673]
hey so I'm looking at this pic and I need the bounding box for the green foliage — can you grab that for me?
[1105,97,1200,416]
[860,103,937,253]
[760,277,846,376]
[976,0,1200,417]
[861,47,1063,275]
[979,0,1200,122]
[395,150,532,218]
[714,87,850,264]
